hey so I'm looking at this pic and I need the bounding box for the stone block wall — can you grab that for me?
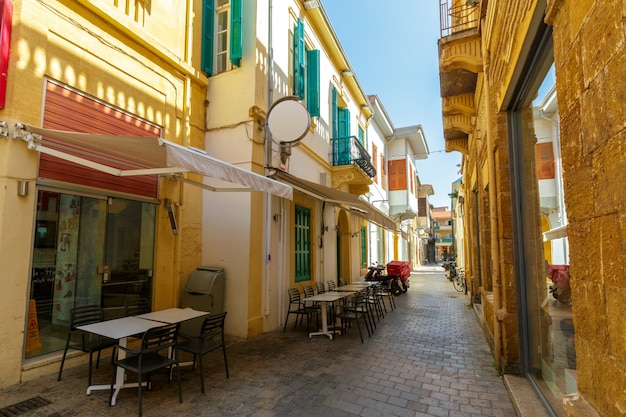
[547,0,626,415]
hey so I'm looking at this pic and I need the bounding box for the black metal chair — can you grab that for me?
[283,288,315,332]
[336,291,371,343]
[327,280,336,291]
[124,297,151,316]
[315,281,326,294]
[338,277,348,286]
[110,323,181,417]
[177,312,228,393]
[57,304,117,386]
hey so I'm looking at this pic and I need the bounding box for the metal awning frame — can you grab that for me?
[13,123,293,200]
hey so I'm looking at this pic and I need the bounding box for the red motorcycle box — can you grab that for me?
[386,261,411,279]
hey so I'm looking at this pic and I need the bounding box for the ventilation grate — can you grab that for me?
[0,396,51,416]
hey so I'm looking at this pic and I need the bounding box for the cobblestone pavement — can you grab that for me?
[1,269,518,417]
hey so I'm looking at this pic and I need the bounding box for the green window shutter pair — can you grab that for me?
[201,0,243,76]
[360,226,367,269]
[295,205,311,283]
[293,19,320,116]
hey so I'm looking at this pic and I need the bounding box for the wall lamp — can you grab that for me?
[17,180,28,197]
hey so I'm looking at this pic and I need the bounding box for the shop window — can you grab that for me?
[511,57,572,415]
[26,191,155,359]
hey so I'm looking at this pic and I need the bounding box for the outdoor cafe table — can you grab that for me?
[77,308,211,405]
[334,284,375,292]
[136,307,210,324]
[305,291,355,340]
[76,316,165,404]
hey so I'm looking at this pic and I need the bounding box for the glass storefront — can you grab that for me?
[26,190,156,359]
[511,55,574,415]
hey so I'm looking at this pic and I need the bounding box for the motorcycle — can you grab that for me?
[365,261,410,296]
[443,259,457,281]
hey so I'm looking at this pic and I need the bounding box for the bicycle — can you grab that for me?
[452,268,467,293]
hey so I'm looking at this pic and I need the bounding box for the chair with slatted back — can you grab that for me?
[336,291,371,343]
[327,280,336,291]
[177,312,228,393]
[315,281,326,294]
[58,304,117,387]
[283,288,315,332]
[110,323,182,417]
[338,277,348,286]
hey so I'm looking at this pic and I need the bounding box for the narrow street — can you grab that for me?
[2,269,518,417]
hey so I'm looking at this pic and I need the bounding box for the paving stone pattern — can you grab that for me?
[1,270,518,417]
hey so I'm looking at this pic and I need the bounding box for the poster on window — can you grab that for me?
[52,195,79,325]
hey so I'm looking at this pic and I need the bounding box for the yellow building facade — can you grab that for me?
[0,0,207,387]
[439,0,626,416]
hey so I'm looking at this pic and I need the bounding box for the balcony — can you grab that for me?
[331,136,375,195]
[438,0,483,155]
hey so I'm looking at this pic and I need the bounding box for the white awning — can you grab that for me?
[14,124,293,200]
[271,170,397,231]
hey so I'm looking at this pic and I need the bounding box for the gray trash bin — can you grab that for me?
[180,266,225,336]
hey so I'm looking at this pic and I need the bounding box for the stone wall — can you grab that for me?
[547,0,626,415]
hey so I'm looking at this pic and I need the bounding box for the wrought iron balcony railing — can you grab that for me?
[331,136,376,178]
[440,0,480,37]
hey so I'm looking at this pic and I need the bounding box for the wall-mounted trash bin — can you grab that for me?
[180,266,225,336]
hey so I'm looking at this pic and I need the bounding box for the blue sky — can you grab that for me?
[323,1,461,208]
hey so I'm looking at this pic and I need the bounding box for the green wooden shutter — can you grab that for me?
[306,49,320,117]
[293,19,305,99]
[360,226,367,268]
[230,0,242,67]
[295,205,311,282]
[201,0,214,75]
[338,108,350,137]
[331,87,338,138]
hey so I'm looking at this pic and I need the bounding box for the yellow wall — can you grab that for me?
[0,0,206,387]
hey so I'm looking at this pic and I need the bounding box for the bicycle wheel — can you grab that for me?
[453,275,466,292]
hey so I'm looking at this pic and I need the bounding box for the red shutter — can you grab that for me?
[0,0,13,109]
[39,81,160,198]
[388,159,407,191]
[535,142,555,179]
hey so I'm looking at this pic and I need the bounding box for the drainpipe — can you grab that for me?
[264,0,274,318]
[484,53,503,371]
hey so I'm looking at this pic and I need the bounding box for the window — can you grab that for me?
[388,159,407,191]
[331,86,350,138]
[294,205,311,282]
[201,0,242,76]
[292,18,320,116]
[358,125,365,145]
[27,191,156,358]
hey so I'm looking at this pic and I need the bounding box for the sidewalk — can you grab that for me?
[3,272,523,417]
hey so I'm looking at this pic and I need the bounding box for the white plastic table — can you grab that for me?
[77,316,164,404]
[136,307,210,324]
[305,291,355,340]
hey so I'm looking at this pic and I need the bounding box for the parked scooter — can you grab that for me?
[365,262,409,296]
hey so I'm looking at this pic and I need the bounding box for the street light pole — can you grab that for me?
[448,191,458,260]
